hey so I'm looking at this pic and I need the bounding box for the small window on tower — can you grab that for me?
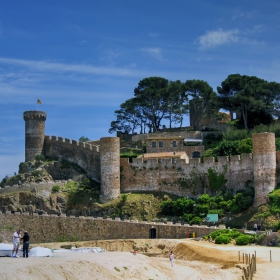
[152,141,156,147]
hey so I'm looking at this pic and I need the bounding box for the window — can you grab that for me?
[172,159,177,164]
[159,141,163,147]
[172,141,177,147]
[192,151,201,158]
[152,141,156,147]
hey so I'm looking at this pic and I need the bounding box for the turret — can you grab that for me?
[23,111,46,162]
[253,132,276,206]
[99,137,120,203]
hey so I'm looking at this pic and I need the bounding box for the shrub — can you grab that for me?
[215,234,231,244]
[35,154,46,161]
[228,228,242,239]
[183,213,194,223]
[58,235,68,242]
[190,216,202,225]
[235,235,251,245]
[52,185,60,192]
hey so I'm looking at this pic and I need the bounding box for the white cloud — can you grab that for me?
[0,57,142,78]
[197,29,239,50]
[140,48,164,61]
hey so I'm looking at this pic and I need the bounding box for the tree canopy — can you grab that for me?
[217,74,280,130]
[109,74,280,134]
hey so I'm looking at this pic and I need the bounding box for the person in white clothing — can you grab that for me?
[12,229,22,257]
[169,251,175,267]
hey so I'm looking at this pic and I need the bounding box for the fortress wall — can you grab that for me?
[0,212,220,243]
[120,154,254,196]
[44,136,101,182]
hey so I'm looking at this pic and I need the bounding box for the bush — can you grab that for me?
[215,234,231,244]
[52,185,60,192]
[35,154,46,161]
[190,216,202,225]
[235,235,252,245]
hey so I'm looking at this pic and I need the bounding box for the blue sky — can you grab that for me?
[1,0,280,180]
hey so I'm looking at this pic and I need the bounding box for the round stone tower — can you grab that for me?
[253,132,276,207]
[99,137,120,203]
[23,111,47,162]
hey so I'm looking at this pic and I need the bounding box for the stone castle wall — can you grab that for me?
[0,212,221,243]
[120,154,254,197]
[44,136,101,183]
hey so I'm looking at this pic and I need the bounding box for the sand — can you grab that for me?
[0,239,280,280]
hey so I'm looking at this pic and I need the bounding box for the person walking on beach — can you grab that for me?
[169,251,175,267]
[22,231,30,258]
[12,229,22,258]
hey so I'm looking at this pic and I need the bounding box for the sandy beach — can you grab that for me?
[1,239,280,280]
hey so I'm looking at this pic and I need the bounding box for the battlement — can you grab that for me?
[0,211,225,242]
[45,136,99,153]
[23,110,46,121]
[131,153,253,168]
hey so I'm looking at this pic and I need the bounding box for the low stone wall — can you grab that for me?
[0,212,223,243]
[0,181,66,195]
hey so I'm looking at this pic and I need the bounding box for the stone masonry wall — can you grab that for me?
[253,133,276,206]
[100,137,120,203]
[0,212,221,243]
[44,136,101,183]
[120,154,254,196]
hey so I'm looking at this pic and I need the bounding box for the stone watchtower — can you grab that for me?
[99,137,120,203]
[23,111,46,162]
[253,132,276,207]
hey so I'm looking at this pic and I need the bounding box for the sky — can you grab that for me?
[0,0,280,180]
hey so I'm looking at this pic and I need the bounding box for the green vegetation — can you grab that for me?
[0,225,14,230]
[160,188,254,223]
[58,235,68,242]
[78,136,90,142]
[205,228,255,246]
[52,185,60,192]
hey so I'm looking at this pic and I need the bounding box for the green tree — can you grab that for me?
[217,74,278,130]
[164,80,189,128]
[109,98,143,134]
[79,136,90,142]
[185,79,217,130]
[134,77,169,132]
[236,138,252,154]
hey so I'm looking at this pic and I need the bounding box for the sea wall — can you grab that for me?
[120,153,254,196]
[0,212,222,243]
[44,136,101,182]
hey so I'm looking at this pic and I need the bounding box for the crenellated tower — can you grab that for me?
[23,110,46,162]
[253,132,276,207]
[99,137,120,203]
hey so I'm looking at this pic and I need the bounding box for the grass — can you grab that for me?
[0,225,14,230]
